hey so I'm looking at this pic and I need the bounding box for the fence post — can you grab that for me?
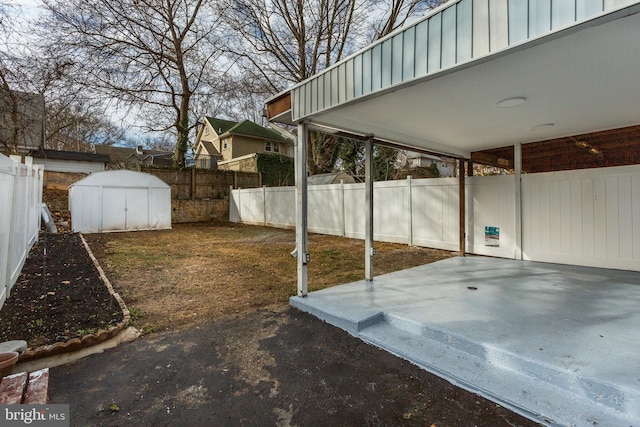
[6,159,20,296]
[263,185,267,226]
[191,168,196,200]
[236,186,241,223]
[407,176,413,246]
[340,179,345,237]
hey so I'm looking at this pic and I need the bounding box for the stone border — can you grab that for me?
[18,233,132,363]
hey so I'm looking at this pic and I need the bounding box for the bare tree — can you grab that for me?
[0,3,47,156]
[39,0,226,167]
[370,0,448,40]
[223,0,366,92]
[45,101,125,151]
[223,0,446,174]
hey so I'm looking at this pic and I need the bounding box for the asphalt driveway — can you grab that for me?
[49,308,538,426]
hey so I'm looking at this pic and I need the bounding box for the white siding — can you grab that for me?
[290,0,630,121]
[32,158,105,174]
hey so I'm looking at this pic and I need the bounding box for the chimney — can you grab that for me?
[136,145,143,155]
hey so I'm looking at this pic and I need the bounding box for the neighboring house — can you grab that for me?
[193,140,222,170]
[94,144,173,170]
[29,148,111,190]
[193,117,293,170]
[404,152,457,177]
[0,89,45,156]
[308,172,358,185]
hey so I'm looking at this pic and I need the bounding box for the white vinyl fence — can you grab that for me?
[231,165,640,272]
[522,165,640,271]
[0,154,43,310]
[230,177,505,253]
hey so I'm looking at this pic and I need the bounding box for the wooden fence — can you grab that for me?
[140,167,261,200]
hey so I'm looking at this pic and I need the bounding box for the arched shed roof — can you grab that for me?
[70,170,169,189]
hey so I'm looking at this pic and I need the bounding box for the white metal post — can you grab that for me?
[365,137,374,281]
[407,175,413,246]
[296,123,309,296]
[514,142,523,260]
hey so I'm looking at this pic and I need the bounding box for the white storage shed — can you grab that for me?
[69,170,171,233]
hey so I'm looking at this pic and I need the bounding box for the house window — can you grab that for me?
[204,126,209,136]
[273,143,279,153]
[265,142,272,151]
[223,140,228,150]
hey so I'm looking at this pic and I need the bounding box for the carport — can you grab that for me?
[265,0,640,425]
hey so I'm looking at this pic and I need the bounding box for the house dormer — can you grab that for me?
[193,117,293,167]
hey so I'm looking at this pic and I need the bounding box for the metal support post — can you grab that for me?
[458,159,466,256]
[295,122,309,296]
[365,136,374,281]
[514,143,523,260]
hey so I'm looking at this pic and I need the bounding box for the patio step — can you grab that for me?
[359,317,640,427]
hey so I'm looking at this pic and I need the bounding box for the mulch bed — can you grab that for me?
[0,233,123,349]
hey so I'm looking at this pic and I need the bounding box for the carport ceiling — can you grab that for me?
[305,9,640,158]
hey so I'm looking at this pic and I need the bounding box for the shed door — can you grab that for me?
[125,188,149,230]
[101,188,149,231]
[102,188,126,231]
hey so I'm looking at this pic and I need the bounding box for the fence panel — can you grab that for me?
[373,180,411,244]
[412,178,460,251]
[466,175,516,258]
[343,183,365,239]
[522,165,640,270]
[265,187,295,228]
[235,187,266,225]
[0,154,43,311]
[308,184,344,236]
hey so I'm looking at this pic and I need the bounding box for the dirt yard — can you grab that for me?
[84,222,453,334]
[5,222,538,426]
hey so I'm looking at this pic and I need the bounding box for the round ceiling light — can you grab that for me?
[496,97,527,108]
[530,123,555,131]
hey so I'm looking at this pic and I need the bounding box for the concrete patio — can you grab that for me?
[290,257,640,427]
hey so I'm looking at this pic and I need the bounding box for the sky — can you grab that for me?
[7,0,158,146]
[10,0,43,21]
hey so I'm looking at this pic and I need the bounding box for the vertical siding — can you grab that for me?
[291,0,628,121]
[473,0,490,56]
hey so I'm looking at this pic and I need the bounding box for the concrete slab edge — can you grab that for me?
[383,313,640,412]
[359,322,639,427]
[290,300,640,427]
[290,296,383,335]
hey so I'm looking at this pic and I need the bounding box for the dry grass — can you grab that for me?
[84,222,452,334]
